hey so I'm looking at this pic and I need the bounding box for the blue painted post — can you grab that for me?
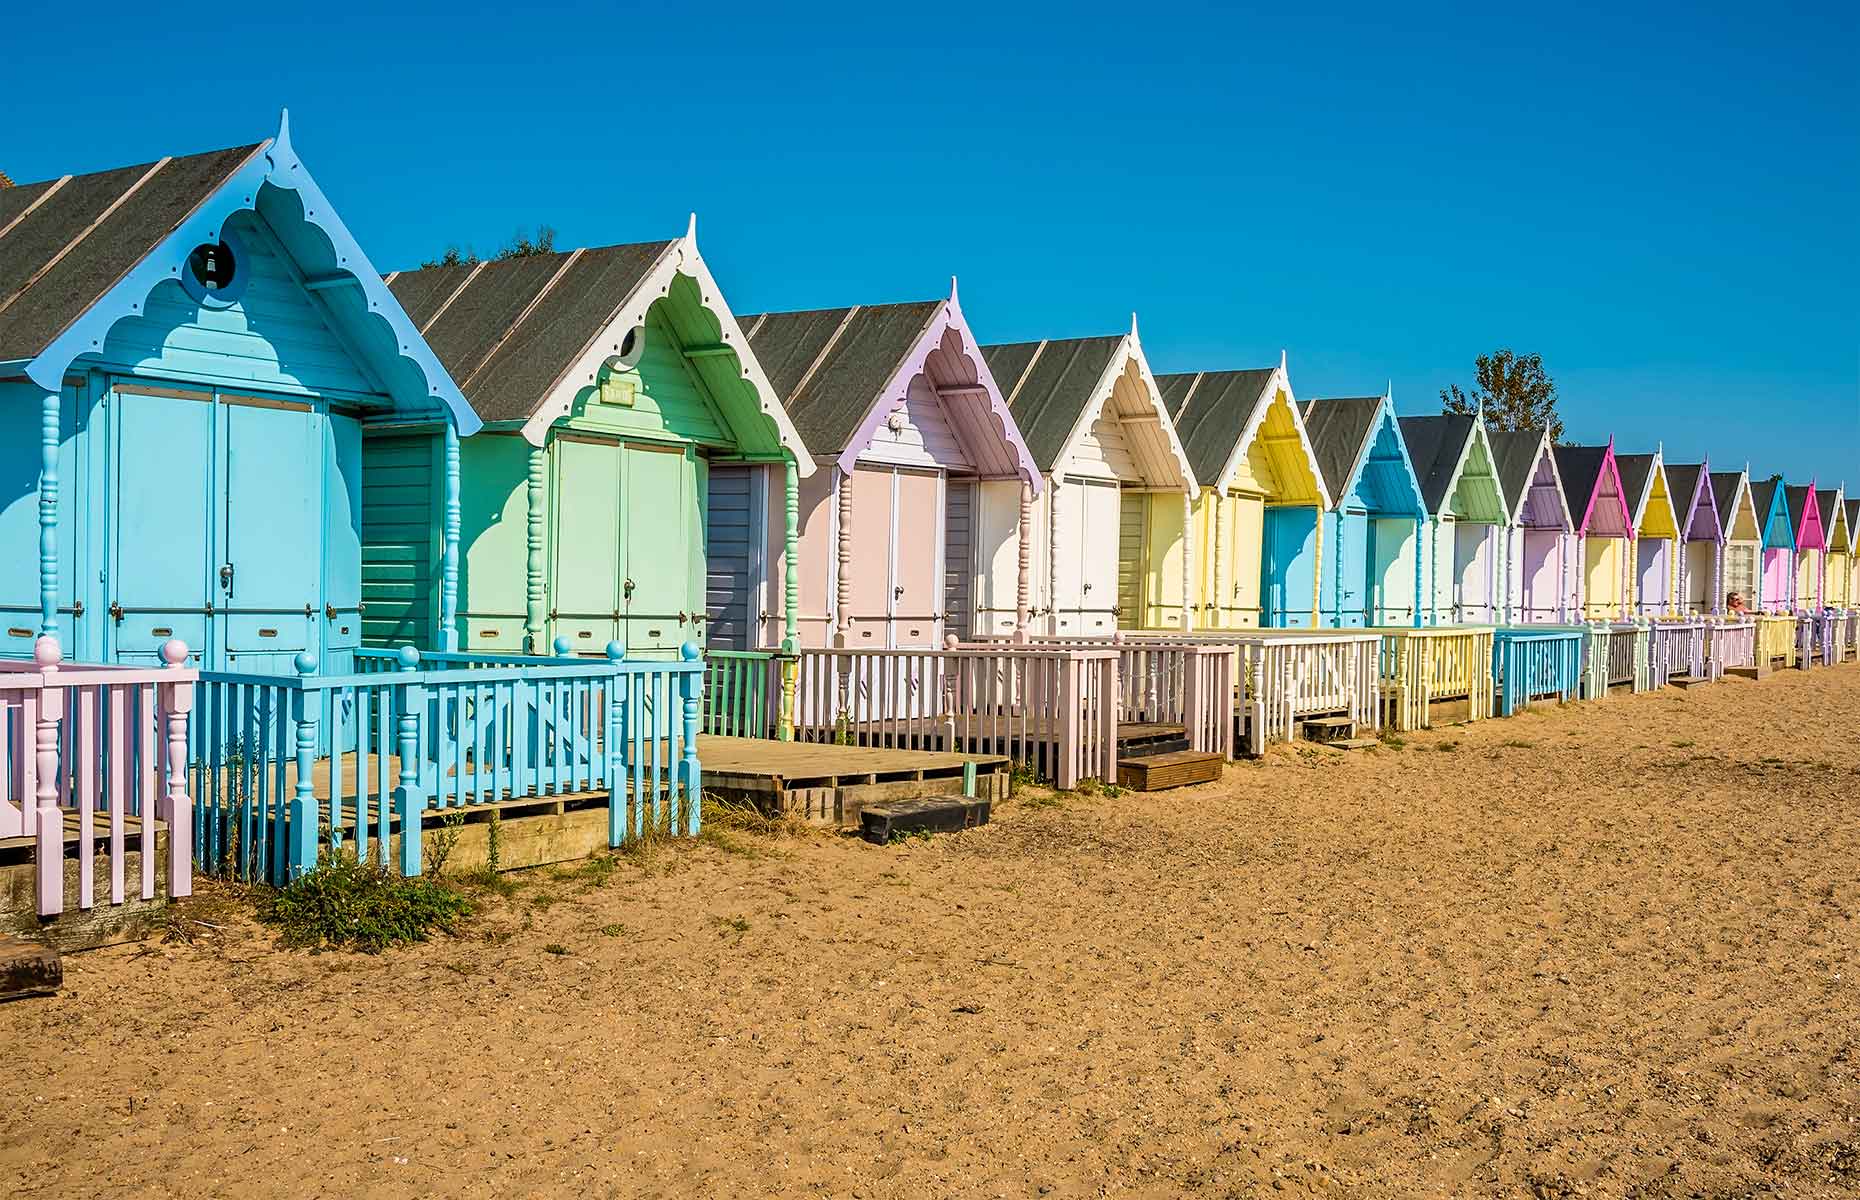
[38,389,58,638]
[393,646,424,876]
[440,421,461,652]
[290,652,320,878]
[679,641,703,835]
[605,641,627,846]
[525,445,547,654]
[1413,516,1425,627]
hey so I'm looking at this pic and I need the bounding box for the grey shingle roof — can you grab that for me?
[1554,444,1611,521]
[1613,454,1657,520]
[387,241,672,422]
[1299,397,1383,502]
[1157,368,1275,487]
[1709,471,1745,523]
[1396,414,1471,515]
[0,143,263,362]
[740,301,941,456]
[1487,428,1549,515]
[981,336,1124,471]
[1664,463,1706,529]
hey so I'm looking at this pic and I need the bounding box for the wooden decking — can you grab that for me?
[0,810,164,857]
[703,735,1011,828]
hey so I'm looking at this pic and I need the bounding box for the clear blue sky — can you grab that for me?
[9,2,1857,487]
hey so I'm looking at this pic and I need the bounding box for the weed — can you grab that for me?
[599,922,627,937]
[258,854,474,953]
[1018,789,1063,810]
[1501,739,1534,749]
[704,793,810,838]
[1435,740,1460,753]
[426,809,466,876]
[1380,731,1408,749]
[542,943,569,956]
[553,854,619,888]
[1008,761,1042,789]
[1671,739,1696,749]
[529,891,560,912]
[442,961,474,976]
[886,828,936,846]
[698,826,770,858]
[485,810,503,873]
[709,915,750,940]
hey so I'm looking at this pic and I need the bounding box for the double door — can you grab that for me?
[842,465,942,649]
[108,385,338,671]
[553,438,698,658]
[1049,478,1121,634]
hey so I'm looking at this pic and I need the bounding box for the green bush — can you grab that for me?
[259,855,475,953]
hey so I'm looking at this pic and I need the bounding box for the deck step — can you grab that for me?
[1116,750,1224,791]
[1299,715,1356,744]
[0,935,61,1001]
[861,796,991,844]
[1314,737,1381,752]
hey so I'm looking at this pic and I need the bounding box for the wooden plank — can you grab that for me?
[1115,750,1223,792]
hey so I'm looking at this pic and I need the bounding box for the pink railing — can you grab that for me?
[0,638,196,919]
[1705,619,1756,672]
[792,645,1122,789]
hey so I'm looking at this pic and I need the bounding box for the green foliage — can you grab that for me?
[258,856,474,953]
[426,809,466,876]
[419,225,559,270]
[1441,349,1563,441]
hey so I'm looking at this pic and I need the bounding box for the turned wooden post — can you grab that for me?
[524,443,548,654]
[161,639,195,897]
[38,390,59,639]
[605,640,628,845]
[780,457,800,740]
[392,646,424,876]
[1014,481,1033,642]
[678,642,703,835]
[32,637,63,916]
[289,652,320,878]
[439,421,462,652]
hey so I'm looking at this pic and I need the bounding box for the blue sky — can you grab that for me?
[9,2,1856,486]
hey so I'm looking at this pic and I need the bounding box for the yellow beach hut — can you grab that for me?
[1155,357,1328,629]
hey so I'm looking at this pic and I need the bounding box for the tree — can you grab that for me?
[1440,349,1563,441]
[419,225,559,270]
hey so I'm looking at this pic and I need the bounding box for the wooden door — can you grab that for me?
[1076,480,1121,635]
[705,465,757,651]
[1453,522,1494,622]
[889,469,941,648]
[1636,538,1671,614]
[1335,510,1369,627]
[110,388,214,665]
[552,437,621,652]
[1262,506,1317,627]
[222,398,319,672]
[842,466,896,647]
[623,443,691,656]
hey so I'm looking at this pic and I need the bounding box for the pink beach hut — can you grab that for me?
[733,281,1043,650]
[1661,459,1724,614]
[1553,439,1635,621]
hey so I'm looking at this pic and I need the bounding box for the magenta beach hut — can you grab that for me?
[1786,483,1826,611]
[1554,440,1634,620]
[737,282,1042,650]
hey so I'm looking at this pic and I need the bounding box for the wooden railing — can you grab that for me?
[1795,612,1836,669]
[1490,628,1585,715]
[1838,610,1860,663]
[190,645,703,884]
[1705,619,1756,672]
[1602,624,1651,692]
[1755,614,1796,669]
[1648,621,1710,687]
[1231,632,1382,753]
[702,650,790,740]
[976,638,1237,760]
[0,638,196,919]
[792,645,1121,789]
[1373,627,1495,731]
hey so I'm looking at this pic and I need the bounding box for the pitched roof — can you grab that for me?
[1749,477,1787,538]
[1849,499,1859,542]
[1664,463,1702,516]
[1709,470,1745,521]
[740,301,942,455]
[1487,428,1549,514]
[1614,453,1658,519]
[1396,414,1472,514]
[387,241,672,423]
[1815,487,1841,528]
[1298,397,1384,501]
[981,336,1124,470]
[0,143,264,362]
[1553,444,1611,520]
[1156,368,1276,486]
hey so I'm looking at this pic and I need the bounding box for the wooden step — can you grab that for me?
[1316,737,1381,752]
[861,796,991,843]
[1115,750,1224,791]
[1299,715,1356,744]
[0,935,61,1001]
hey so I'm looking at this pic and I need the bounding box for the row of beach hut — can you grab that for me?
[2,117,1856,938]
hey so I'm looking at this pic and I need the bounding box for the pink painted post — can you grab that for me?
[161,639,194,899]
[33,637,62,917]
[834,469,854,648]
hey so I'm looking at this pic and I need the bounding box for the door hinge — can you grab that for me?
[109,601,124,622]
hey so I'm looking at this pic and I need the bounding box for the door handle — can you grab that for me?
[893,585,905,599]
[219,563,235,593]
[624,578,636,599]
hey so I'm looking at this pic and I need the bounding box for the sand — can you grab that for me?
[3,665,1858,1198]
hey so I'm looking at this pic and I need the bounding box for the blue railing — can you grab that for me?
[190,643,704,884]
[1491,628,1585,715]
